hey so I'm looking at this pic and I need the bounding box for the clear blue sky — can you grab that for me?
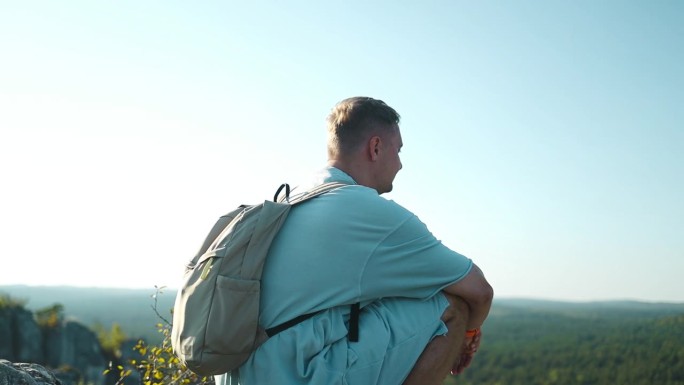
[1,1,682,302]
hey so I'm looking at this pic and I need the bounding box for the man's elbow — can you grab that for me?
[443,264,494,308]
[478,280,494,307]
[468,264,494,306]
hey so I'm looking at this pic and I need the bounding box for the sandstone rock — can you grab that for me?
[0,304,162,385]
[14,308,44,364]
[0,360,62,385]
[0,308,14,361]
[44,320,107,385]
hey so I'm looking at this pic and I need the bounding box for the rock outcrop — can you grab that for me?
[0,305,124,385]
[0,360,63,385]
[0,306,44,364]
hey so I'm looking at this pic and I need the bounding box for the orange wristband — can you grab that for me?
[465,328,480,338]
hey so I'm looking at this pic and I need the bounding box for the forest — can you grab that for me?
[446,300,684,385]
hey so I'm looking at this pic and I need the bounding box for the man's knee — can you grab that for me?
[440,292,469,324]
[403,293,470,385]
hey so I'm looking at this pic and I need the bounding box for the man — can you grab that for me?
[216,96,493,385]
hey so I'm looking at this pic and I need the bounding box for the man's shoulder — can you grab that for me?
[323,185,414,221]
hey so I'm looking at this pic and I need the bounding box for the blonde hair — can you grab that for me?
[327,97,401,159]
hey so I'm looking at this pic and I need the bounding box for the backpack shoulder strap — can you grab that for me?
[285,182,349,205]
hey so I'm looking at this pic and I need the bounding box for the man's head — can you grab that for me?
[326,97,403,194]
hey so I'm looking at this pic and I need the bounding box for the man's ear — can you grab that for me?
[368,136,381,161]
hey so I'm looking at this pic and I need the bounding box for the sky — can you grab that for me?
[0,1,682,303]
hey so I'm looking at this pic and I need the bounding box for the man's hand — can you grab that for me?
[451,328,482,375]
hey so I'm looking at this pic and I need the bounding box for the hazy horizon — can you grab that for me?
[3,284,683,305]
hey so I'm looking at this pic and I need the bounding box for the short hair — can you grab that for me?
[326,96,401,158]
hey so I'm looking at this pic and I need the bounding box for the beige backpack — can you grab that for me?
[171,182,347,376]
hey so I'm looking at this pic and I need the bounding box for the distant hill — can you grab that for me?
[490,297,684,319]
[2,284,683,344]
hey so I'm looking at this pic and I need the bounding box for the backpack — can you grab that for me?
[170,181,349,376]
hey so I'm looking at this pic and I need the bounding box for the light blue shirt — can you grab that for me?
[217,167,473,385]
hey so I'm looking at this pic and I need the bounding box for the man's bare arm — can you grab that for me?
[443,263,493,330]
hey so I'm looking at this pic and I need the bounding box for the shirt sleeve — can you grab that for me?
[360,213,473,301]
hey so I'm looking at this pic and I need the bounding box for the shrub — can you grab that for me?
[106,287,214,385]
[0,293,28,309]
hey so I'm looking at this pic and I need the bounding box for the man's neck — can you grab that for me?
[327,159,377,192]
